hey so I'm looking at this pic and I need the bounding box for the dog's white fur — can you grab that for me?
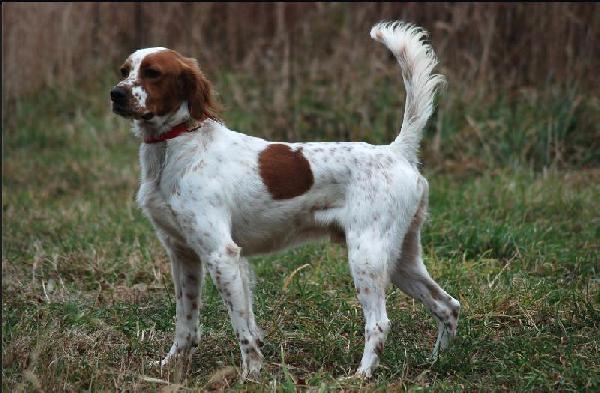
[113,21,460,379]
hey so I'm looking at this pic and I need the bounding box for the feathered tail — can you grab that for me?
[370,21,445,164]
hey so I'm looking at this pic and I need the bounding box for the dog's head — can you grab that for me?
[110,47,218,123]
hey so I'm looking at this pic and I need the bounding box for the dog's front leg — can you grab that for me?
[207,247,264,380]
[156,233,205,367]
[176,211,264,380]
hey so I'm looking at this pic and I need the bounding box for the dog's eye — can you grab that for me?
[144,68,162,79]
[120,67,129,78]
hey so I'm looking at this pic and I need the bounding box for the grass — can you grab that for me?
[2,76,599,392]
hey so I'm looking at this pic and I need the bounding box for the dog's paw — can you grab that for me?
[149,353,177,369]
[148,357,170,368]
[431,322,453,360]
[239,366,261,383]
[354,367,374,380]
[240,357,262,382]
[239,345,263,382]
[151,346,197,369]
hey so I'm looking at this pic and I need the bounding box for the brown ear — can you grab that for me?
[180,57,220,121]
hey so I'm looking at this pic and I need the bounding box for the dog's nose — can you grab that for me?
[110,86,127,102]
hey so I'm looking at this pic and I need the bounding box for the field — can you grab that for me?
[2,64,599,392]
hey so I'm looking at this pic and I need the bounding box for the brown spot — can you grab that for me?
[258,144,314,200]
[192,160,205,171]
[119,60,132,77]
[186,293,195,300]
[375,341,384,356]
[310,202,331,211]
[186,314,192,320]
[192,302,198,309]
[377,324,383,333]
[363,287,370,294]
[241,338,249,345]
[452,309,459,319]
[356,288,361,294]
[225,244,239,257]
[187,274,198,283]
[256,338,264,348]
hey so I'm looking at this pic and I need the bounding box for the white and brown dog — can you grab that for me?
[111,21,460,379]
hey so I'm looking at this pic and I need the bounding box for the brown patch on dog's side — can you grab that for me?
[258,144,314,200]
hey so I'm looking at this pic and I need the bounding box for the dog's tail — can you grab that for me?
[370,21,445,164]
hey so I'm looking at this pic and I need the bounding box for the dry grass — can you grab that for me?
[3,3,599,102]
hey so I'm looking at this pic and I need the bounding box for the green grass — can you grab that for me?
[2,78,599,391]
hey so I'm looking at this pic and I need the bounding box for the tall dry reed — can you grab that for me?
[3,3,598,103]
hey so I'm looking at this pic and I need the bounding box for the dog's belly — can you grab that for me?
[232,223,334,256]
[230,207,344,256]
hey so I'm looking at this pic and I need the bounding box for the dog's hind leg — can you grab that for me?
[346,229,393,378]
[391,183,460,358]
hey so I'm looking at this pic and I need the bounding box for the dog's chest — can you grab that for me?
[136,143,186,239]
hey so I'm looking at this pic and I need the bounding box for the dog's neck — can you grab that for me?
[134,102,191,185]
[132,102,193,141]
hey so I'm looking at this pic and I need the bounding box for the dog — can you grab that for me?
[110,21,460,379]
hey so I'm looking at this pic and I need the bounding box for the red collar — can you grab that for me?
[144,122,199,144]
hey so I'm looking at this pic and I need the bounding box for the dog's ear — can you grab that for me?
[180,57,220,121]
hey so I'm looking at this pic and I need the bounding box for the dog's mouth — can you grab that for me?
[112,103,154,120]
[140,112,154,120]
[112,103,134,118]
